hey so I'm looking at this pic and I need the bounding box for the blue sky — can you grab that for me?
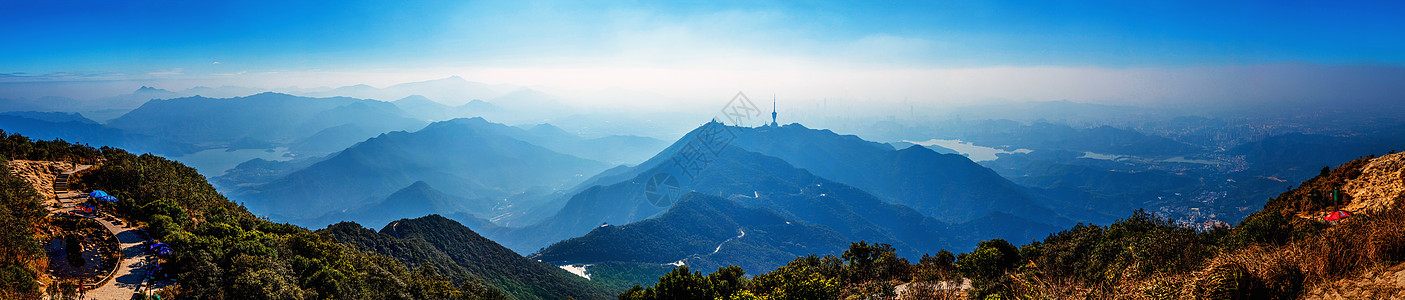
[2,0,1404,105]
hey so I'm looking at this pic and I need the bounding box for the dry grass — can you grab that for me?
[1007,190,1405,299]
[898,282,965,300]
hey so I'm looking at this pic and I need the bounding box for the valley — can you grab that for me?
[3,3,1402,298]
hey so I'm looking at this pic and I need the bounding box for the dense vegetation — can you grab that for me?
[0,131,490,299]
[321,216,614,300]
[628,154,1405,299]
[370,215,612,300]
[0,158,49,299]
[534,193,850,273]
[620,241,956,300]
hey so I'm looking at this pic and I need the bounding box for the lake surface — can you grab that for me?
[1079,151,1221,165]
[904,139,1032,162]
[171,147,292,178]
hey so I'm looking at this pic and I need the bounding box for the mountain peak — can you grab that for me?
[390,182,442,198]
[528,123,572,137]
[395,94,436,103]
[247,91,293,98]
[441,117,491,127]
[406,179,433,187]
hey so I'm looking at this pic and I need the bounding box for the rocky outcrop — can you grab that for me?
[1300,262,1405,300]
[1343,152,1405,214]
[7,160,76,201]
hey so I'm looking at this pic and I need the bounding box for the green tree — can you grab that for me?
[653,266,714,300]
[461,278,509,300]
[142,198,189,225]
[841,241,909,283]
[749,265,839,300]
[956,239,1020,279]
[957,239,1021,299]
[709,265,746,299]
[148,215,183,240]
[0,161,45,300]
[231,268,310,300]
[0,265,41,300]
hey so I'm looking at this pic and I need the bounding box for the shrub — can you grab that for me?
[1193,262,1259,300]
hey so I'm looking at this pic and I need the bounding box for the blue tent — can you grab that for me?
[89,190,109,198]
[149,243,173,256]
[99,196,119,202]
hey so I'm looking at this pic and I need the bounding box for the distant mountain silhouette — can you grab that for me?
[0,96,83,113]
[0,111,97,124]
[458,99,502,112]
[307,76,505,106]
[485,127,1055,263]
[726,124,1069,224]
[96,86,185,111]
[960,120,1202,157]
[286,123,377,156]
[888,140,959,154]
[1230,132,1405,182]
[233,117,610,222]
[0,114,196,155]
[0,86,187,122]
[107,92,426,147]
[431,117,666,166]
[392,95,454,120]
[391,95,506,123]
[181,85,268,98]
[513,147,1061,276]
[300,181,490,230]
[320,216,612,300]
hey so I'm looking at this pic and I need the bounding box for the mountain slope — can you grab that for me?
[726,124,1070,225]
[0,114,196,155]
[326,215,612,300]
[392,95,455,121]
[235,117,610,221]
[93,86,185,111]
[107,92,425,146]
[531,193,850,273]
[0,111,97,124]
[286,123,377,155]
[435,118,667,166]
[301,181,490,230]
[487,137,1053,260]
[0,132,486,299]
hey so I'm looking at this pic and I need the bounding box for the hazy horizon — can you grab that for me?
[5,1,1405,111]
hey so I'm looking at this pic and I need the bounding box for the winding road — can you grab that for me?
[45,164,160,299]
[711,228,745,255]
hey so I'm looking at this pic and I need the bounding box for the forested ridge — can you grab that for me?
[0,130,507,299]
[624,152,1405,299]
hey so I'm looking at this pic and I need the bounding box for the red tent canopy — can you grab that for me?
[1325,210,1352,222]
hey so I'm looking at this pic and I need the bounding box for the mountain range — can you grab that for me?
[725,124,1072,224]
[482,122,1066,268]
[232,117,611,225]
[107,92,427,148]
[0,113,197,156]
